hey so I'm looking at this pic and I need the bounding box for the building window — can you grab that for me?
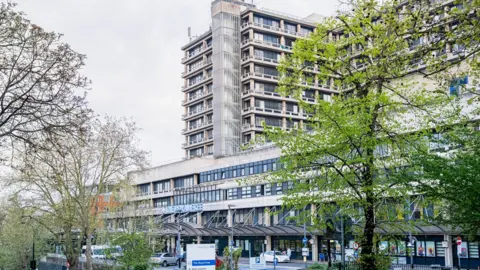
[174,176,194,189]
[255,186,263,197]
[137,184,150,195]
[207,145,214,155]
[265,184,272,196]
[254,15,280,28]
[228,188,238,200]
[284,22,297,33]
[242,187,252,198]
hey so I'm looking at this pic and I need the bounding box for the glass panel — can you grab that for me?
[426,241,435,257]
[416,241,426,256]
[458,242,468,258]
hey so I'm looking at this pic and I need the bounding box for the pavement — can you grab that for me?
[152,257,326,270]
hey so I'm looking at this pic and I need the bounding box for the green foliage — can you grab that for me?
[113,232,152,270]
[406,126,480,238]
[222,246,241,270]
[0,198,51,270]
[308,263,328,270]
[255,0,480,269]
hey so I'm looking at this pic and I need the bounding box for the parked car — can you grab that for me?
[150,253,178,267]
[260,251,290,263]
[81,245,122,260]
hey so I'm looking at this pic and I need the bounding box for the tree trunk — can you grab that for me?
[360,191,376,270]
[86,232,93,270]
[67,255,79,270]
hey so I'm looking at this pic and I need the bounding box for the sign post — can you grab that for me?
[457,236,462,269]
[187,244,216,270]
[302,237,308,269]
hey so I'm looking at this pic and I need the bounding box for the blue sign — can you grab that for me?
[302,237,308,244]
[273,258,278,266]
[230,241,234,246]
[192,260,216,266]
[255,258,260,263]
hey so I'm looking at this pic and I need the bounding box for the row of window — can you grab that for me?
[174,176,194,189]
[198,158,280,183]
[173,189,224,205]
[250,15,313,35]
[172,182,292,206]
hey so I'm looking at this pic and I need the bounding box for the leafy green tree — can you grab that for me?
[113,232,152,270]
[258,0,480,269]
[406,126,480,238]
[0,197,51,270]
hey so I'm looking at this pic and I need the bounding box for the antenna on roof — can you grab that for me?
[188,27,192,41]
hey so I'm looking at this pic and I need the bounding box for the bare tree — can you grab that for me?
[0,3,91,161]
[13,117,149,270]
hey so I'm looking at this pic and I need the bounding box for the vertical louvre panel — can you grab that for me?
[212,6,241,157]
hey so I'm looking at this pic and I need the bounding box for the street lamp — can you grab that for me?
[407,234,416,270]
[176,211,183,269]
[227,204,236,270]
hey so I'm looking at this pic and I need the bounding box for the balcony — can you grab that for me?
[241,55,279,65]
[241,39,292,52]
[241,72,279,82]
[182,89,213,105]
[301,95,316,103]
[183,137,205,148]
[182,75,213,92]
[181,119,213,135]
[242,88,282,99]
[181,59,213,78]
[182,107,206,120]
[241,21,308,38]
[242,106,283,115]
[181,43,212,64]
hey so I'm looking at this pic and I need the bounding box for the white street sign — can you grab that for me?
[187,244,216,270]
[249,256,266,270]
[302,247,309,256]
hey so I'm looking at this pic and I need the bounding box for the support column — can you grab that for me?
[197,212,203,226]
[266,235,272,251]
[171,237,176,254]
[197,236,202,244]
[264,207,271,226]
[193,174,199,185]
[444,235,453,266]
[312,236,319,262]
[227,208,233,227]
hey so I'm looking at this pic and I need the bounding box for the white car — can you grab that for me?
[150,253,178,267]
[261,251,290,263]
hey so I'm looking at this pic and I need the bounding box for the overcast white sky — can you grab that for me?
[16,0,338,166]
